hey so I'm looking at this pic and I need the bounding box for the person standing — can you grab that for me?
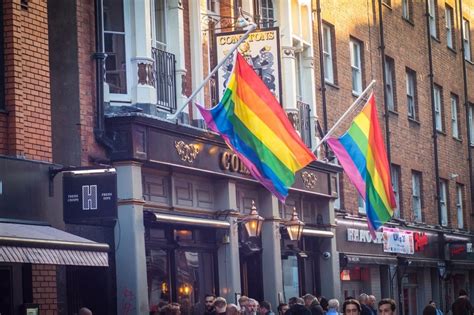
[303,294,324,315]
[452,289,473,315]
[429,300,443,315]
[423,304,437,315]
[245,299,259,315]
[342,299,361,315]
[286,298,311,315]
[204,294,217,315]
[377,299,396,315]
[358,294,372,315]
[368,296,377,315]
[327,299,340,315]
[277,303,289,315]
[260,301,275,315]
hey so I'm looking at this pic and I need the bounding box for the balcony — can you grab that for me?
[152,47,177,113]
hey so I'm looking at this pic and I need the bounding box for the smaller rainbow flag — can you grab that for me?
[327,93,396,235]
[197,53,316,201]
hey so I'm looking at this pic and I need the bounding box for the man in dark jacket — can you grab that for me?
[303,294,324,315]
[358,294,372,315]
[452,289,473,315]
[286,297,312,315]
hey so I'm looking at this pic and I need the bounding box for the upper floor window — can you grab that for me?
[411,171,422,221]
[350,38,363,95]
[152,0,167,51]
[445,5,455,49]
[260,0,275,28]
[322,22,336,84]
[403,0,414,23]
[469,104,474,146]
[385,56,396,111]
[463,19,471,61]
[428,0,438,38]
[406,68,418,120]
[0,1,4,109]
[391,164,401,219]
[358,195,366,214]
[104,0,127,94]
[433,84,443,132]
[456,184,464,229]
[207,0,218,13]
[451,94,460,139]
[439,179,448,226]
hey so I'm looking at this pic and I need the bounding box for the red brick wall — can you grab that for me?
[1,0,51,161]
[315,0,473,230]
[32,264,58,315]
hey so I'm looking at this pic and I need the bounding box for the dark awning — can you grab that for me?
[0,222,109,267]
[302,228,334,238]
[344,254,397,265]
[146,211,231,229]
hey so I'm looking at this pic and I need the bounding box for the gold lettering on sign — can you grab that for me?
[301,171,318,189]
[217,31,276,46]
[219,152,250,175]
[174,141,200,163]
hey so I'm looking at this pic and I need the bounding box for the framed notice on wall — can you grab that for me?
[215,27,282,104]
[382,227,415,254]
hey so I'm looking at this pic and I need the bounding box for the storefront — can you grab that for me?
[106,115,341,314]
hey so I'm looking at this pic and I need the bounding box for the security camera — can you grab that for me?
[322,252,331,260]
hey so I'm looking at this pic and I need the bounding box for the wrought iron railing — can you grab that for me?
[152,47,177,113]
[297,101,312,148]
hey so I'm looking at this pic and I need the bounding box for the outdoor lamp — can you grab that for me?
[285,208,305,241]
[178,283,192,296]
[242,200,264,237]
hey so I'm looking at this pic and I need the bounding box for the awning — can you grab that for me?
[0,222,109,267]
[148,212,231,229]
[302,228,334,238]
[344,254,397,265]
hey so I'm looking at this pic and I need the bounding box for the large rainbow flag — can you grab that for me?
[197,53,316,201]
[327,93,396,235]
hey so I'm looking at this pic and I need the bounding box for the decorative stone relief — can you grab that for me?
[174,140,200,163]
[301,171,318,189]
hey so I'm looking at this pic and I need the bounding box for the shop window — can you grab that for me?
[402,273,418,315]
[147,249,171,309]
[340,267,370,300]
[282,256,300,301]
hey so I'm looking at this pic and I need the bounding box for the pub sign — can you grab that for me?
[63,170,117,222]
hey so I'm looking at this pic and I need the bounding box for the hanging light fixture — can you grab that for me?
[241,200,264,238]
[285,208,305,241]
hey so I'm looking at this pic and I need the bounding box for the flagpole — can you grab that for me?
[167,23,258,121]
[314,80,376,152]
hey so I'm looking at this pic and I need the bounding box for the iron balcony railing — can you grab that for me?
[297,100,312,148]
[152,47,177,113]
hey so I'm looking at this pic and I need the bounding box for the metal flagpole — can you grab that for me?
[167,23,258,121]
[314,80,376,152]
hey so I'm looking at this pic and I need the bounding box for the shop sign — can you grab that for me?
[449,243,473,259]
[383,227,414,254]
[347,228,383,244]
[219,152,250,175]
[215,28,281,103]
[413,232,429,252]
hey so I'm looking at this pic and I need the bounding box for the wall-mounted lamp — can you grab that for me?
[241,200,264,238]
[285,208,305,241]
[178,283,192,296]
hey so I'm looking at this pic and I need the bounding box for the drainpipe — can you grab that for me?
[459,0,474,215]
[377,0,391,164]
[315,0,328,156]
[93,0,114,151]
[424,1,442,225]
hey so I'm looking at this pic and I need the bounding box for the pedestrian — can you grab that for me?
[368,296,377,315]
[342,299,361,315]
[319,297,328,312]
[327,299,339,315]
[260,301,275,315]
[227,304,240,315]
[245,299,259,315]
[215,297,227,315]
[239,296,250,314]
[302,294,324,315]
[277,303,289,315]
[452,289,473,315]
[423,304,437,315]
[358,294,372,315]
[429,300,443,315]
[78,308,92,315]
[204,294,217,315]
[286,298,311,315]
[377,299,396,315]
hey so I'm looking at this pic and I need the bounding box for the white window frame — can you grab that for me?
[463,19,471,61]
[151,0,168,51]
[446,5,454,49]
[456,185,464,229]
[385,56,395,111]
[350,39,363,95]
[440,180,448,227]
[428,0,437,38]
[451,95,459,139]
[470,105,474,146]
[322,23,334,84]
[391,165,401,218]
[412,172,422,221]
[260,0,275,28]
[358,194,366,214]
[434,85,443,131]
[406,70,416,120]
[402,0,411,21]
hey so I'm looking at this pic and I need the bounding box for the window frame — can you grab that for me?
[391,164,401,219]
[358,194,366,215]
[350,37,364,95]
[469,104,474,146]
[456,184,464,229]
[411,171,422,222]
[151,0,168,51]
[439,179,448,227]
[406,68,417,120]
[428,0,438,38]
[322,22,336,84]
[451,94,460,139]
[433,84,443,132]
[260,0,275,28]
[445,5,455,49]
[463,18,471,61]
[385,56,397,112]
[402,0,414,23]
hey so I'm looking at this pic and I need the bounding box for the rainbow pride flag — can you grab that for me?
[197,53,316,201]
[327,93,396,235]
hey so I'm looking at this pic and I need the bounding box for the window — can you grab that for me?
[350,38,363,95]
[428,0,438,38]
[446,5,455,49]
[470,104,474,146]
[391,164,401,218]
[322,23,336,84]
[406,68,417,120]
[439,180,448,226]
[104,0,127,94]
[385,56,396,111]
[260,0,275,28]
[358,195,366,214]
[434,84,443,132]
[152,0,167,51]
[412,171,422,221]
[456,184,464,229]
[403,0,413,22]
[451,94,460,139]
[463,19,471,61]
[207,0,218,12]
